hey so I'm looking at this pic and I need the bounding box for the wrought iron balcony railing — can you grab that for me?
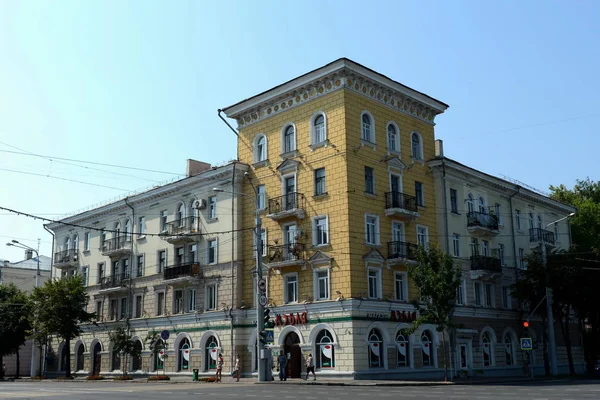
[54,249,77,265]
[470,255,502,273]
[529,228,555,245]
[387,241,418,260]
[164,258,201,280]
[163,216,199,236]
[100,272,130,289]
[100,235,132,254]
[267,243,305,264]
[385,192,418,213]
[268,192,306,215]
[467,211,499,231]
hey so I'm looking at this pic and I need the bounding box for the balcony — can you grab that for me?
[529,228,556,250]
[467,212,499,237]
[385,192,419,219]
[160,217,199,244]
[164,258,202,282]
[267,192,306,221]
[53,249,78,268]
[100,235,132,257]
[387,241,418,263]
[470,255,501,280]
[266,243,306,269]
[99,272,130,291]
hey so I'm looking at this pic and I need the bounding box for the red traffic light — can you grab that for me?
[523,321,529,328]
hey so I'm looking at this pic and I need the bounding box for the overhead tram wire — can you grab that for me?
[0,167,131,191]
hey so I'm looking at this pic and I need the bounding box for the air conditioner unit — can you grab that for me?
[195,199,207,210]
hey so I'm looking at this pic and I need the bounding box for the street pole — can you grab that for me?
[541,233,558,376]
[255,203,265,382]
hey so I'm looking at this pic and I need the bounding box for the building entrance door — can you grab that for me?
[456,340,472,375]
[92,343,101,375]
[283,332,302,379]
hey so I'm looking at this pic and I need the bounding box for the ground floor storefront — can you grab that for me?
[54,301,585,380]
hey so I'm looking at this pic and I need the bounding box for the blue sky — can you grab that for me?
[1,0,599,262]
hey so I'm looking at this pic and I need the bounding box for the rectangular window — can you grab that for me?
[96,300,103,320]
[456,280,465,305]
[474,282,482,306]
[415,181,424,207]
[515,209,522,231]
[136,255,144,277]
[368,269,380,299]
[160,210,168,232]
[495,203,502,225]
[122,258,129,279]
[452,234,460,257]
[315,270,329,301]
[110,299,118,321]
[364,166,374,194]
[502,287,512,309]
[97,263,105,284]
[81,266,88,286]
[174,290,184,314]
[365,215,379,245]
[519,248,525,269]
[313,216,329,246]
[119,297,127,319]
[206,284,217,310]
[498,244,505,266]
[482,240,489,256]
[417,226,429,248]
[100,229,106,249]
[188,289,196,312]
[394,272,406,301]
[450,189,458,213]
[158,250,166,273]
[135,295,142,318]
[138,216,146,236]
[485,283,494,307]
[208,196,217,219]
[314,168,326,196]
[175,246,184,265]
[554,223,560,242]
[257,185,266,210]
[189,243,197,262]
[157,292,165,316]
[84,232,90,251]
[284,274,298,304]
[208,239,217,264]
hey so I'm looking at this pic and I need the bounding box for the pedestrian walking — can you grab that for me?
[277,351,287,381]
[305,353,316,381]
[216,353,224,382]
[234,354,241,382]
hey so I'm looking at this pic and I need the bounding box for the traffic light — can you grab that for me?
[523,321,529,328]
[264,308,274,329]
[259,330,267,345]
[523,320,530,335]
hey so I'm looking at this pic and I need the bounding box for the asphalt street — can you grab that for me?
[1,380,600,399]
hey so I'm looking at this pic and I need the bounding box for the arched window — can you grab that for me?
[131,340,142,371]
[504,333,515,366]
[421,330,434,367]
[254,135,267,163]
[176,203,185,225]
[72,234,79,252]
[395,330,410,367]
[76,343,84,371]
[283,125,296,154]
[387,123,399,152]
[478,197,486,214]
[124,219,131,240]
[190,199,199,227]
[115,221,121,237]
[153,339,165,371]
[111,347,121,371]
[529,213,534,229]
[205,336,218,371]
[362,113,373,143]
[313,114,326,144]
[482,332,494,367]
[411,132,422,160]
[316,330,335,369]
[467,193,475,214]
[178,338,190,371]
[537,215,542,229]
[64,237,70,251]
[367,328,384,368]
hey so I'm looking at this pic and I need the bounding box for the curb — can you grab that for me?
[255,381,454,387]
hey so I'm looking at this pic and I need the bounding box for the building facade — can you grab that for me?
[46,160,249,377]
[223,58,452,379]
[428,147,584,376]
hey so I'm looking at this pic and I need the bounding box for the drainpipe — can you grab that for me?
[124,197,135,328]
[230,161,237,372]
[441,158,450,254]
[508,187,520,282]
[218,109,240,161]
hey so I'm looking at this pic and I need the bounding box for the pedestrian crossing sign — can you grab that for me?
[265,329,274,344]
[520,337,533,351]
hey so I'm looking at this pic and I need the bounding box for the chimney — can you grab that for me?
[186,159,211,177]
[435,139,444,158]
[25,249,33,260]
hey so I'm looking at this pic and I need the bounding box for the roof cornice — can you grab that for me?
[222,58,449,129]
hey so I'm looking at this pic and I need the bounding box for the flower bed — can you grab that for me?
[147,375,170,381]
[86,375,104,381]
[199,376,217,383]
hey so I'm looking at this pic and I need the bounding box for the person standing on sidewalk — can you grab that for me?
[277,351,287,381]
[234,354,241,382]
[305,353,316,381]
[216,353,224,382]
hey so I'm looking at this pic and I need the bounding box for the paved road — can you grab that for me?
[1,380,600,399]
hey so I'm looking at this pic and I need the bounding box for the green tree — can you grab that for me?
[108,324,142,377]
[0,283,30,378]
[407,244,462,381]
[29,276,94,378]
[145,332,165,375]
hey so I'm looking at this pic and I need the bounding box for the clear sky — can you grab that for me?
[1,0,599,262]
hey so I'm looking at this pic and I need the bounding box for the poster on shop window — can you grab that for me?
[321,344,333,367]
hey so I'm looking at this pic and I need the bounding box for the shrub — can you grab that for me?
[86,375,105,381]
[147,375,170,381]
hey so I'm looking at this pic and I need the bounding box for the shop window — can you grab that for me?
[368,328,384,368]
[205,336,218,371]
[316,330,335,369]
[178,338,191,371]
[396,330,410,367]
[421,330,434,367]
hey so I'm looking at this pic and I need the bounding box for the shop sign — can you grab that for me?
[390,310,417,322]
[274,311,308,326]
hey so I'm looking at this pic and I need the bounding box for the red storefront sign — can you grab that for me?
[274,312,308,326]
[390,310,417,322]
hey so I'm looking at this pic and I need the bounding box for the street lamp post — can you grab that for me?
[213,177,266,382]
[541,212,575,377]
